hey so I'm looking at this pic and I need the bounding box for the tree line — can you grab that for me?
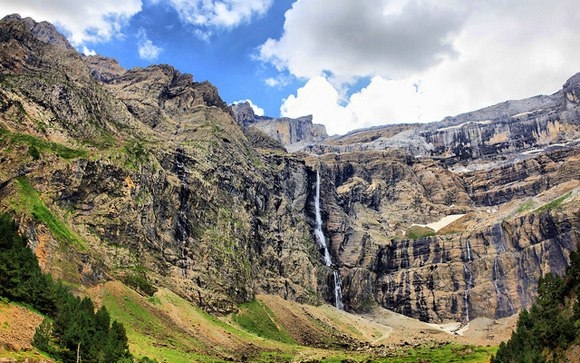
[492,248,580,362]
[0,213,136,362]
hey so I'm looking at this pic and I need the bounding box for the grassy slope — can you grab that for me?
[87,282,497,363]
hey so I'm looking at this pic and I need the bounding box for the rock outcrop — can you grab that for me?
[0,14,578,325]
[232,101,328,146]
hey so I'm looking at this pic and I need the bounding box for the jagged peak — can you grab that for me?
[1,13,74,50]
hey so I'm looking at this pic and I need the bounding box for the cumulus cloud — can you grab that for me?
[0,0,142,46]
[259,0,466,81]
[264,0,580,135]
[281,76,424,135]
[166,0,272,36]
[281,77,352,134]
[234,99,265,116]
[137,29,162,60]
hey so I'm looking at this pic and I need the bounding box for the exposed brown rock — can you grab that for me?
[0,14,578,328]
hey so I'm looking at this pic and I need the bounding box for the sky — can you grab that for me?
[1,0,579,135]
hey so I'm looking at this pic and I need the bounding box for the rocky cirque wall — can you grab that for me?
[313,146,579,321]
[1,14,579,324]
[421,72,580,161]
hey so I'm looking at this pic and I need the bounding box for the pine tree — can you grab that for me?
[492,248,580,362]
[1,213,134,362]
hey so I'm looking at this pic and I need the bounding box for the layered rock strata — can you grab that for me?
[0,14,578,324]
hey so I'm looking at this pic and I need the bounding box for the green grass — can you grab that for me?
[101,285,293,362]
[516,199,536,213]
[385,344,497,363]
[313,343,497,362]
[14,177,85,250]
[535,192,572,212]
[233,300,296,345]
[67,283,504,363]
[406,225,436,240]
[101,286,220,363]
[0,349,54,363]
[0,127,87,159]
[254,351,295,362]
[122,140,149,169]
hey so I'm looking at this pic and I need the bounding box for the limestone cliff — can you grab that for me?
[0,14,578,326]
[232,101,328,147]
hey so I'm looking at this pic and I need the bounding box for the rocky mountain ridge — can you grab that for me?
[301,74,579,164]
[0,13,578,331]
[232,101,328,147]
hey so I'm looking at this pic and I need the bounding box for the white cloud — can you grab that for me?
[137,29,162,60]
[263,0,580,135]
[166,0,272,36]
[265,77,280,87]
[281,77,353,135]
[259,0,466,81]
[234,99,265,116]
[82,46,97,56]
[281,76,425,135]
[0,0,142,46]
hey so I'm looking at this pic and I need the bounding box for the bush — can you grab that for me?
[123,271,157,297]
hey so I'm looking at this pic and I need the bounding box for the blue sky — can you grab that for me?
[91,0,299,118]
[1,1,580,135]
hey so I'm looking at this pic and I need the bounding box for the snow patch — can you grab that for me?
[411,214,465,232]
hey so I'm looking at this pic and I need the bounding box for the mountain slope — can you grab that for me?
[0,14,578,362]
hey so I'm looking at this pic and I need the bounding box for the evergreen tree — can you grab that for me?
[0,213,133,363]
[492,248,580,362]
[32,319,53,353]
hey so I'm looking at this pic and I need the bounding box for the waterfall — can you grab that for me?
[463,240,474,322]
[314,170,344,310]
[463,264,473,322]
[466,240,472,262]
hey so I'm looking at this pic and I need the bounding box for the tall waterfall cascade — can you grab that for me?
[463,240,473,322]
[314,170,344,310]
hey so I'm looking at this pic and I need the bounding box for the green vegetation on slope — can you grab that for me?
[0,127,87,159]
[101,285,219,363]
[315,343,497,363]
[233,299,296,345]
[14,177,85,249]
[492,248,580,362]
[122,265,158,297]
[405,225,436,240]
[0,213,132,363]
[516,199,536,213]
[535,191,572,212]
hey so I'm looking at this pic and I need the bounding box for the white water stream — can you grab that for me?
[463,240,473,322]
[314,170,344,310]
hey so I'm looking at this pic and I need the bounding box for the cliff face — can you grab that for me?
[311,145,579,320]
[0,14,323,314]
[232,101,328,146]
[0,14,578,324]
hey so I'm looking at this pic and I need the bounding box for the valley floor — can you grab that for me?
[0,281,514,362]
